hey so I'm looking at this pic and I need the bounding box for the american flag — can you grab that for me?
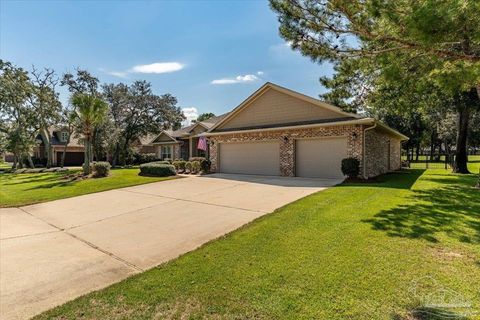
[197,136,207,151]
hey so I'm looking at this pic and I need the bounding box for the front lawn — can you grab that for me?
[36,168,480,319]
[0,168,177,207]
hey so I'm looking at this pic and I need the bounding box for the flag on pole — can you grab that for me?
[197,136,207,151]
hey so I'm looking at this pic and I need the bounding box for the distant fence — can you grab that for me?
[401,154,454,170]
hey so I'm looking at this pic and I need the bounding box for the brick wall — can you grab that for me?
[364,129,402,178]
[209,124,364,177]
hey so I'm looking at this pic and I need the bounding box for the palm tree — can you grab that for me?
[71,93,108,175]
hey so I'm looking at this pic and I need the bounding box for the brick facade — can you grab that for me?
[209,124,402,179]
[209,124,364,177]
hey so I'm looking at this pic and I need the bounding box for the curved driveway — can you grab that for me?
[0,173,341,320]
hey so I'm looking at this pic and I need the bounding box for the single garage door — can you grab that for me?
[56,152,84,166]
[295,137,347,179]
[219,141,280,176]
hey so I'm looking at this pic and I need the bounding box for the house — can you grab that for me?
[34,127,84,166]
[149,82,408,179]
[146,113,229,160]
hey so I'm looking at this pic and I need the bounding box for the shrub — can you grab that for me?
[151,160,171,165]
[172,160,186,172]
[134,153,158,164]
[185,161,193,173]
[188,157,211,173]
[139,162,176,177]
[341,157,360,178]
[200,159,211,173]
[92,161,111,177]
[191,160,201,174]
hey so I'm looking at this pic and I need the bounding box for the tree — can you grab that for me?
[194,112,215,123]
[29,67,62,167]
[70,93,108,175]
[59,106,77,168]
[270,0,480,173]
[0,60,38,168]
[103,81,184,166]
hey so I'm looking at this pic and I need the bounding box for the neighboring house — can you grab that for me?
[150,82,407,179]
[34,127,84,166]
[146,114,229,161]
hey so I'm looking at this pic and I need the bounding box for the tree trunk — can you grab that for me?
[112,143,120,167]
[430,132,435,161]
[13,153,18,169]
[61,139,69,168]
[83,140,91,175]
[27,154,34,168]
[41,129,53,168]
[453,105,470,173]
[415,144,420,161]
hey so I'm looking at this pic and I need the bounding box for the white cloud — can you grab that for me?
[182,107,199,125]
[211,74,259,85]
[130,62,184,74]
[108,71,129,78]
[99,68,129,79]
[257,71,264,76]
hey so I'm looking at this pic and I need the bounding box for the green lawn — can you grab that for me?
[35,168,480,319]
[0,168,177,207]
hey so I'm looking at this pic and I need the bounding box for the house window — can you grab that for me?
[161,145,172,160]
[60,131,69,142]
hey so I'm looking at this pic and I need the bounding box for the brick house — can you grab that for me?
[34,127,84,166]
[149,82,408,179]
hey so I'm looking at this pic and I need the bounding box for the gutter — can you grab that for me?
[363,122,377,179]
[203,118,374,136]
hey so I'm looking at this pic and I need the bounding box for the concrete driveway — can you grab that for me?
[0,173,341,320]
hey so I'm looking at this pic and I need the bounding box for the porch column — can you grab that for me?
[189,138,193,160]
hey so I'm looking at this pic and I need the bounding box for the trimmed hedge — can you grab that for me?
[341,157,360,178]
[191,160,201,174]
[188,157,211,173]
[185,161,192,173]
[172,160,186,172]
[93,161,111,177]
[139,162,176,177]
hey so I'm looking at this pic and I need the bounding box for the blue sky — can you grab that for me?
[0,0,333,123]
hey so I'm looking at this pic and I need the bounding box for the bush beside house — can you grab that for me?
[139,162,176,177]
[341,157,360,179]
[92,162,111,177]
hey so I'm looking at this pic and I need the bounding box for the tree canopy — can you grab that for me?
[270,0,480,173]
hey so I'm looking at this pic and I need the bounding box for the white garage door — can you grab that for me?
[295,137,347,179]
[219,141,280,176]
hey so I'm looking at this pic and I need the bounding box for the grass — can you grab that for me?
[35,168,480,319]
[0,162,12,169]
[0,168,177,207]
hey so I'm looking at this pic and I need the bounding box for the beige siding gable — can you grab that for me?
[217,88,347,130]
[190,124,207,135]
[152,132,176,143]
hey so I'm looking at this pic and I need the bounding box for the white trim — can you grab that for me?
[205,118,374,136]
[187,122,208,133]
[150,130,178,144]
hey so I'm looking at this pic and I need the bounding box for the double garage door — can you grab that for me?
[218,137,347,179]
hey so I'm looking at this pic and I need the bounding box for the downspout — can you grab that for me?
[363,122,377,179]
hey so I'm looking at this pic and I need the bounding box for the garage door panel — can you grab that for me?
[295,137,347,179]
[219,141,280,176]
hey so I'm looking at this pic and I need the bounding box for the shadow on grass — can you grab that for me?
[0,172,69,186]
[26,179,78,190]
[363,174,480,244]
[392,306,470,319]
